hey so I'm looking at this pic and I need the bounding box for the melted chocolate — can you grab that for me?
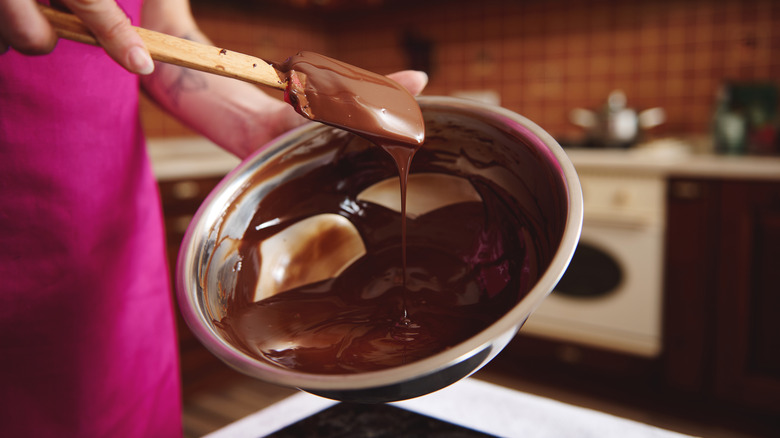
[215,143,538,374]
[277,51,425,148]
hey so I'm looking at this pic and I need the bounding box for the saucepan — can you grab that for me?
[176,96,583,403]
[570,90,666,148]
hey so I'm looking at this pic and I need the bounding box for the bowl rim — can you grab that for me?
[176,95,584,391]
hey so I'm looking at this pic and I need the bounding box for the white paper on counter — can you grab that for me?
[206,378,695,438]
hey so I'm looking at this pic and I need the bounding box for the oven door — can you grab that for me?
[522,217,664,358]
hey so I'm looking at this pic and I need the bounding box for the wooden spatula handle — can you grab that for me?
[39,4,286,90]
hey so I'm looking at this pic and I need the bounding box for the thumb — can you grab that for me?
[62,0,153,75]
[387,70,428,97]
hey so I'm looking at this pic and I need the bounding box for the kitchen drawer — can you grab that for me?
[578,170,666,227]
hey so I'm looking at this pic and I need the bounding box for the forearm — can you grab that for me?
[139,0,303,158]
[141,37,301,158]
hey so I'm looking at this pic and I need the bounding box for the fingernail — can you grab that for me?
[417,71,429,86]
[128,46,154,75]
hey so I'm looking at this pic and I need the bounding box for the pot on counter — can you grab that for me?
[570,90,665,148]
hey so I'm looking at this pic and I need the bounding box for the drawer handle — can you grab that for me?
[670,181,702,200]
[170,181,201,200]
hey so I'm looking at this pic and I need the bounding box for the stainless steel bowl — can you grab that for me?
[176,96,583,403]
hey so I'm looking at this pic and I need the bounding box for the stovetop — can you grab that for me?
[264,402,497,438]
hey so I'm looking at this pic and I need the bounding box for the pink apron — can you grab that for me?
[0,2,182,436]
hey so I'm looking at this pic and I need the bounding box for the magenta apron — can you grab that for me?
[0,2,182,436]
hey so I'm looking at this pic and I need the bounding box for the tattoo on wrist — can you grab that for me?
[161,33,208,107]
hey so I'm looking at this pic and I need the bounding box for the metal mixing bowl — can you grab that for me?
[176,96,583,403]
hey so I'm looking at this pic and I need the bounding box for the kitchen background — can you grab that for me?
[142,0,780,153]
[142,0,780,437]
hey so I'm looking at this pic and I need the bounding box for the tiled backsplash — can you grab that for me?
[142,0,779,146]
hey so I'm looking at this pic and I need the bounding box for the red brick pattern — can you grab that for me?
[142,0,780,143]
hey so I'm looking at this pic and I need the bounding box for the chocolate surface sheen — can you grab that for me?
[278,51,425,148]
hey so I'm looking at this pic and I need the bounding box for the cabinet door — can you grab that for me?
[663,179,721,393]
[714,181,780,413]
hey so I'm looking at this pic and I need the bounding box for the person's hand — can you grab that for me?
[0,0,154,74]
[387,70,428,97]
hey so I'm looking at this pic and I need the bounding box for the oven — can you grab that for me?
[522,166,666,358]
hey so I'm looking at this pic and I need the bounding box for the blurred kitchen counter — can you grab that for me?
[565,139,780,181]
[147,136,240,181]
[147,136,780,182]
